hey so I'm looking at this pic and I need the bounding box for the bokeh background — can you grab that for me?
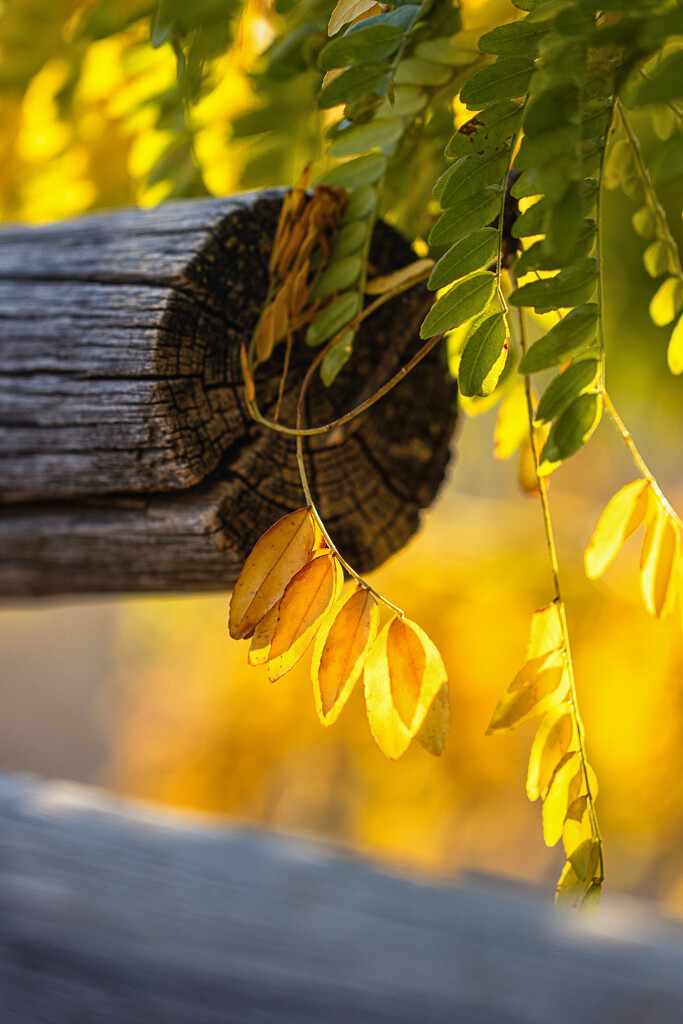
[1,0,682,911]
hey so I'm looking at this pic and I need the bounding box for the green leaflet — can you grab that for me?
[329,118,405,156]
[428,228,499,291]
[414,38,478,66]
[343,186,378,221]
[420,272,496,338]
[310,255,363,298]
[319,65,392,109]
[320,331,354,386]
[458,311,509,397]
[534,355,600,424]
[539,392,603,472]
[445,101,523,158]
[512,184,596,238]
[515,219,595,274]
[332,220,368,257]
[306,290,361,346]
[375,87,427,118]
[394,58,453,87]
[523,85,580,136]
[429,192,501,245]
[643,240,669,279]
[433,147,510,206]
[510,260,598,313]
[518,304,599,372]
[651,134,683,188]
[546,183,589,258]
[319,6,420,70]
[460,56,536,110]
[319,152,388,188]
[478,18,548,58]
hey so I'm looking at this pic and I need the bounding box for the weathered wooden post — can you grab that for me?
[0,190,457,596]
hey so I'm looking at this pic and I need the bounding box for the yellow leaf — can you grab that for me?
[364,616,448,759]
[494,383,528,461]
[328,0,377,36]
[487,652,567,734]
[640,506,680,618]
[584,479,650,579]
[417,682,450,756]
[668,312,683,375]
[254,303,276,363]
[555,861,595,911]
[542,751,582,847]
[364,259,435,296]
[248,602,279,667]
[229,508,320,640]
[240,343,256,403]
[312,586,379,726]
[526,603,563,660]
[526,702,573,802]
[649,275,683,327]
[518,425,548,494]
[267,553,344,682]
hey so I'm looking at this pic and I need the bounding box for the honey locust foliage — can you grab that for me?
[138,0,683,909]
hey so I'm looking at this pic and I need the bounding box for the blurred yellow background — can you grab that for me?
[1,0,682,914]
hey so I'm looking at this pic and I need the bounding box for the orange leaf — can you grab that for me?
[267,552,344,682]
[364,616,448,759]
[248,603,279,667]
[229,508,320,640]
[417,682,450,756]
[312,586,379,726]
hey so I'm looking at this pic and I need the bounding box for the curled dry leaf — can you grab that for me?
[364,259,435,296]
[639,505,680,618]
[584,479,649,579]
[486,652,567,734]
[229,507,320,641]
[312,585,379,726]
[267,552,344,682]
[364,616,448,759]
[417,682,450,756]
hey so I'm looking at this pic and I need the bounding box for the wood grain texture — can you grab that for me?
[0,771,682,1024]
[0,193,458,596]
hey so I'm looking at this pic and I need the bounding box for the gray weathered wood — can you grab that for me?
[0,193,457,596]
[0,771,682,1024]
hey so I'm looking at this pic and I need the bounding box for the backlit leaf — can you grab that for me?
[631,51,683,106]
[526,703,573,802]
[542,751,582,847]
[248,603,279,667]
[229,508,320,640]
[649,276,683,327]
[487,652,567,733]
[394,58,453,87]
[555,861,593,911]
[639,506,680,619]
[538,392,602,473]
[420,272,496,339]
[519,304,599,372]
[328,0,377,36]
[460,56,536,110]
[668,312,683,375]
[511,262,598,315]
[319,64,392,109]
[527,602,563,660]
[479,19,548,58]
[312,586,379,726]
[364,616,448,759]
[267,553,344,682]
[416,682,450,756]
[428,228,499,291]
[319,152,388,188]
[584,479,650,579]
[534,355,599,425]
[458,311,509,398]
[428,192,502,246]
[494,382,528,460]
[445,102,523,159]
[434,148,511,207]
[329,117,405,157]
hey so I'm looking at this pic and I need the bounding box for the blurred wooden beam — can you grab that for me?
[0,771,682,1024]
[0,193,457,596]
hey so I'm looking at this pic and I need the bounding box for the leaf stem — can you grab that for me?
[516,299,605,885]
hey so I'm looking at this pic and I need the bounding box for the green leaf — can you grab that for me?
[428,228,499,291]
[319,26,404,69]
[394,58,453,87]
[306,290,361,346]
[319,65,391,109]
[632,51,683,106]
[643,240,669,279]
[516,124,580,173]
[515,220,595,275]
[510,260,598,313]
[546,182,586,259]
[445,101,523,158]
[479,18,548,58]
[429,192,501,246]
[420,272,496,338]
[434,148,510,206]
[512,198,545,238]
[460,57,536,110]
[343,186,378,221]
[632,205,657,239]
[310,255,362,298]
[523,85,580,136]
[651,133,683,188]
[375,87,427,118]
[319,152,388,188]
[519,304,599,372]
[414,38,478,67]
[510,168,542,199]
[329,118,405,156]
[539,392,602,471]
[458,311,509,397]
[534,355,599,424]
[320,331,354,385]
[333,220,368,257]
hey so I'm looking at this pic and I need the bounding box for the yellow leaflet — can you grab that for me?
[364,616,447,759]
[267,553,344,682]
[542,751,582,847]
[494,383,528,461]
[229,508,320,640]
[328,0,379,36]
[555,862,599,912]
[527,603,563,660]
[240,343,256,404]
[417,682,450,757]
[526,702,573,802]
[248,602,279,666]
[518,425,548,495]
[639,506,680,618]
[364,259,435,296]
[487,653,567,734]
[312,586,379,726]
[584,479,649,579]
[668,312,683,375]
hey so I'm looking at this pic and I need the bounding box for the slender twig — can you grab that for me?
[515,296,605,886]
